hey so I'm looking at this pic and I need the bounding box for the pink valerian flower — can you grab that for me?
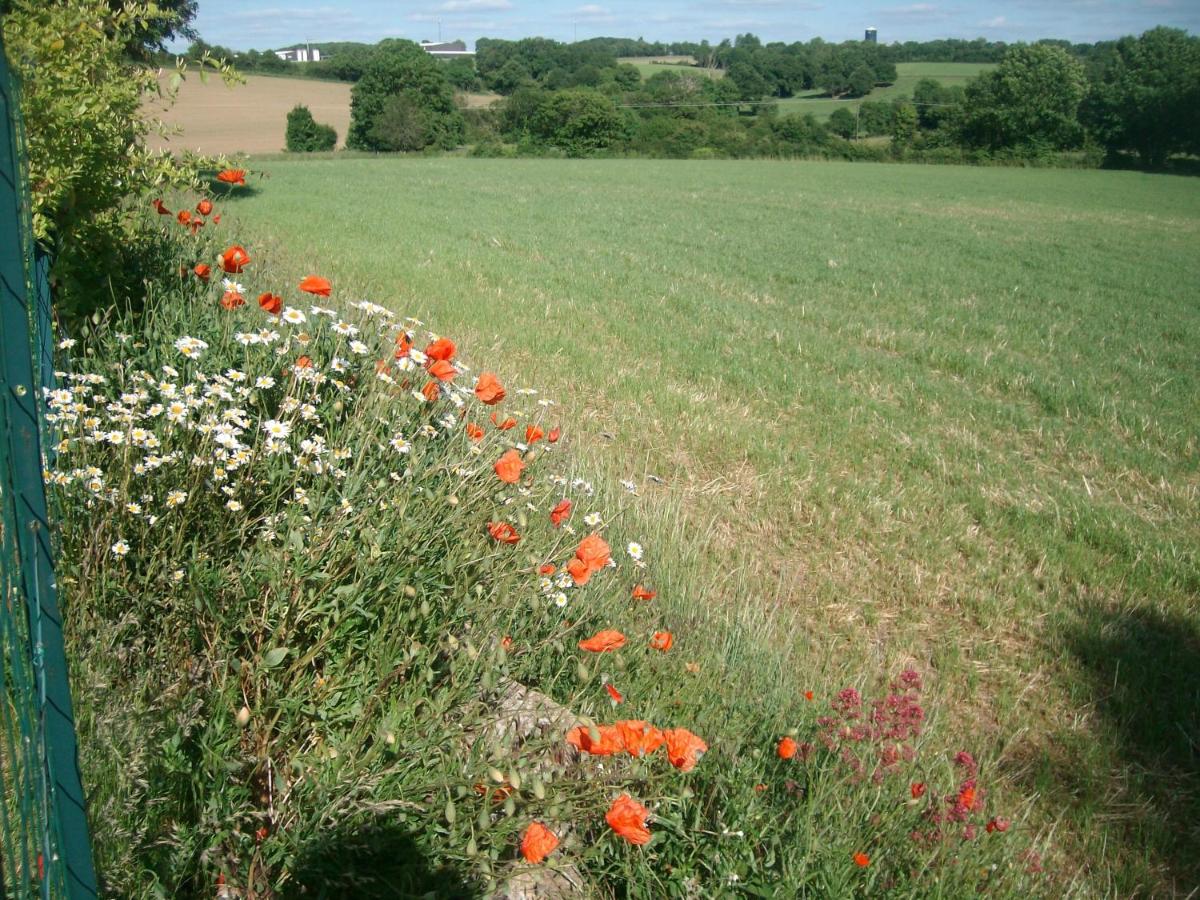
[832,687,862,717]
[954,750,978,777]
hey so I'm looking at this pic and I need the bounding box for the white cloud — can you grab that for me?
[981,15,1007,27]
[438,0,513,11]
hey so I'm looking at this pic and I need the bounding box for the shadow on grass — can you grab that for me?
[284,816,480,899]
[1061,605,1200,893]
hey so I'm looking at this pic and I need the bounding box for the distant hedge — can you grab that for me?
[285,104,337,152]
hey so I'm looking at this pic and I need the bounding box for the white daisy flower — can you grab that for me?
[225,499,243,512]
[390,434,411,454]
[553,592,569,608]
[166,490,187,507]
[583,512,602,527]
[110,540,129,558]
[348,340,369,355]
[281,307,306,325]
[262,419,291,440]
[332,321,358,337]
[255,376,276,389]
[627,541,644,561]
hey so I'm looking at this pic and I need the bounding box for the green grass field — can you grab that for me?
[777,61,996,118]
[222,157,1200,895]
[618,56,724,80]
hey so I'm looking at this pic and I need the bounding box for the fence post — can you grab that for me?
[0,33,98,899]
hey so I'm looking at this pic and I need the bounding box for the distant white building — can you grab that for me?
[419,40,474,58]
[274,47,321,62]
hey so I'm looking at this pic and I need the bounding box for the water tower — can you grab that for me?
[865,27,878,43]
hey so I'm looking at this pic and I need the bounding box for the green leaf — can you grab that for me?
[263,647,290,668]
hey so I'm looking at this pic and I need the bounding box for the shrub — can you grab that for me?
[2,0,235,322]
[285,104,337,152]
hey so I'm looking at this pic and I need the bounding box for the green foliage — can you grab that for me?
[529,89,625,155]
[285,104,337,152]
[1082,27,1200,167]
[891,100,918,152]
[347,39,464,151]
[1,0,235,321]
[827,106,857,139]
[847,63,876,98]
[959,44,1088,154]
[368,92,434,152]
[442,56,481,92]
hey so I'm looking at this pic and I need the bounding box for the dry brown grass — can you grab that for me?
[144,73,351,155]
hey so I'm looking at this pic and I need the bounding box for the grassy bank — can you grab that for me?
[215,157,1200,895]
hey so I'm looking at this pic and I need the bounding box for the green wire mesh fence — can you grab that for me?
[0,32,98,900]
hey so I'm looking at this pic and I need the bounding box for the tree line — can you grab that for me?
[318,30,1197,169]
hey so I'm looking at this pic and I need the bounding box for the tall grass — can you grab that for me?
[52,188,1041,897]
[219,157,1200,896]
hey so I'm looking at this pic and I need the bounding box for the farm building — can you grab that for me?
[274,47,321,62]
[419,40,474,58]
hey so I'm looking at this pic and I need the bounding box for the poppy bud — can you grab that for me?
[444,799,457,824]
[488,766,505,784]
[508,770,522,791]
[236,706,251,727]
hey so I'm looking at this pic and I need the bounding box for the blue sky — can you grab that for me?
[184,0,1199,51]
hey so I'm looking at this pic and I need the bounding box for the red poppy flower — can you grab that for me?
[425,337,456,362]
[649,631,673,652]
[958,786,976,811]
[490,413,516,430]
[550,499,572,527]
[910,782,926,799]
[538,563,556,576]
[853,852,870,868]
[152,198,170,215]
[474,372,505,405]
[487,521,520,544]
[220,290,245,310]
[394,331,413,359]
[219,245,251,274]
[177,210,192,225]
[189,218,205,235]
[258,292,282,315]
[466,422,484,442]
[578,629,625,653]
[617,720,664,758]
[663,727,707,772]
[804,690,814,701]
[196,198,213,216]
[217,168,247,185]
[193,263,211,282]
[777,737,798,760]
[421,380,441,402]
[566,724,623,756]
[985,817,1010,834]
[606,794,651,845]
[548,426,561,443]
[568,534,611,585]
[295,356,313,369]
[298,275,331,296]
[427,358,457,382]
[520,822,559,864]
[501,635,513,651]
[525,424,543,444]
[494,449,524,484]
[632,585,656,601]
[605,683,623,704]
[212,214,222,224]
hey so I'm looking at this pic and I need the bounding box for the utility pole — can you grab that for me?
[573,19,577,42]
[438,18,442,42]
